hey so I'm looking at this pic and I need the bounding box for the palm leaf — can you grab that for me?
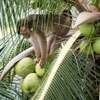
[33,51,99,100]
[0,81,20,100]
[0,34,30,65]
[0,34,31,100]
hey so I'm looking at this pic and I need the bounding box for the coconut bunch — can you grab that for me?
[79,22,100,55]
[73,11,100,56]
[15,57,45,95]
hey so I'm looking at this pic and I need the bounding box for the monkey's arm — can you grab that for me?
[0,46,35,80]
[34,30,47,66]
[28,34,41,63]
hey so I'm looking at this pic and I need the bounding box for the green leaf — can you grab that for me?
[33,50,98,100]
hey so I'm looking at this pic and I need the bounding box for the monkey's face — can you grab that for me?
[20,26,31,38]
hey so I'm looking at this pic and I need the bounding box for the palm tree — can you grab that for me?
[0,0,100,100]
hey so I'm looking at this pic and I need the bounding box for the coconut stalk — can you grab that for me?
[73,11,100,28]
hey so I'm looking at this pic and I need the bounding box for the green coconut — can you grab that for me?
[79,23,96,37]
[35,64,45,77]
[21,73,41,95]
[15,57,35,77]
[80,40,93,55]
[93,38,100,54]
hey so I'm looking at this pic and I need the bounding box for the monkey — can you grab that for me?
[17,17,47,66]
[0,10,72,80]
[17,11,72,66]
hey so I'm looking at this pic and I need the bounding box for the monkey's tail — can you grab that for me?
[0,46,35,80]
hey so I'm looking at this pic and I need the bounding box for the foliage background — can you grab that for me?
[0,0,100,100]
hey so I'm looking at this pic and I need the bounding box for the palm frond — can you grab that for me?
[0,33,31,79]
[31,0,71,13]
[0,75,29,100]
[33,51,99,100]
[0,34,31,100]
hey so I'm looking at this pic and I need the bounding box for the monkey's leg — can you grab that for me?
[47,34,56,55]
[35,30,47,67]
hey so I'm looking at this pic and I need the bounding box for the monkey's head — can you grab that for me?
[17,15,34,38]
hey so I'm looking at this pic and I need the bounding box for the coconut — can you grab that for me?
[80,40,93,55]
[21,73,41,95]
[79,23,96,37]
[15,57,35,77]
[35,64,45,77]
[93,38,100,54]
